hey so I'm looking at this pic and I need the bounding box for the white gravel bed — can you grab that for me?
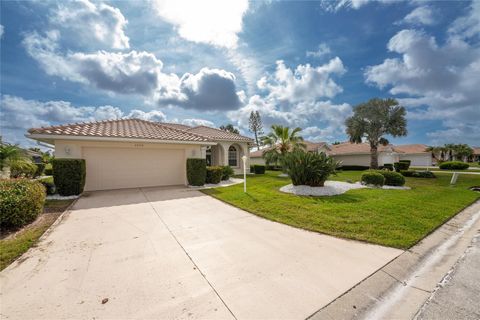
[280,180,411,196]
[46,194,80,200]
[280,181,366,196]
[189,178,244,189]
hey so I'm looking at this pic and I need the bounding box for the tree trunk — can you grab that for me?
[370,145,379,169]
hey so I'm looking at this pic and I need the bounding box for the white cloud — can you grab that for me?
[257,58,346,103]
[365,28,480,144]
[322,0,393,12]
[0,25,4,38]
[52,0,130,49]
[306,43,331,58]
[181,118,215,127]
[448,0,480,41]
[0,95,170,146]
[152,0,249,48]
[402,6,435,26]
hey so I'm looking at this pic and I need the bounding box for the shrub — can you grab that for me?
[38,176,56,195]
[401,170,436,178]
[382,163,394,171]
[34,163,46,177]
[52,158,86,196]
[206,166,223,184]
[44,163,53,176]
[376,170,405,186]
[10,160,37,178]
[394,161,409,172]
[266,165,281,171]
[0,179,46,230]
[399,160,411,167]
[253,165,266,174]
[338,165,369,171]
[439,161,469,170]
[186,158,206,186]
[284,150,339,187]
[361,172,385,186]
[250,165,254,173]
[220,166,234,181]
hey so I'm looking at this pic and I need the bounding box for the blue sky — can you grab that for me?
[1,0,479,147]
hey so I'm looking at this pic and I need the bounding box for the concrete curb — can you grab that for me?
[308,200,480,320]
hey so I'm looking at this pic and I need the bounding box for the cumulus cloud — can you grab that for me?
[448,0,480,41]
[402,6,435,26]
[306,43,331,58]
[180,118,215,127]
[228,58,351,141]
[152,0,249,48]
[158,68,242,110]
[51,0,129,49]
[0,95,168,145]
[322,0,393,11]
[365,27,480,144]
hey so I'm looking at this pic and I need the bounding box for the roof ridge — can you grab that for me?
[148,121,213,141]
[188,125,253,141]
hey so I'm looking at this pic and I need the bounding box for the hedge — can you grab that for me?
[44,163,53,176]
[0,179,46,230]
[206,166,223,184]
[401,170,436,178]
[186,158,206,186]
[394,161,410,172]
[376,170,405,186]
[439,161,469,170]
[38,176,56,195]
[253,165,266,174]
[34,163,46,177]
[338,165,370,171]
[382,164,394,171]
[361,172,385,186]
[10,161,37,178]
[52,158,86,196]
[220,166,234,181]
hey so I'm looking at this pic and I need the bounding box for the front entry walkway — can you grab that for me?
[1,186,401,319]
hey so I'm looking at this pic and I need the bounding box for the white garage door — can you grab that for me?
[83,147,185,191]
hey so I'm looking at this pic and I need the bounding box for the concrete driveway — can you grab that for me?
[1,187,401,319]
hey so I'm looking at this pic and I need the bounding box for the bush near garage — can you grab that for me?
[283,150,339,187]
[206,166,223,184]
[361,171,385,186]
[186,158,206,186]
[34,163,46,177]
[394,161,410,172]
[52,159,86,196]
[439,161,469,170]
[0,179,46,230]
[253,165,266,174]
[9,161,37,178]
[220,166,234,181]
[38,176,56,195]
[401,170,436,178]
[376,170,405,186]
[338,165,370,171]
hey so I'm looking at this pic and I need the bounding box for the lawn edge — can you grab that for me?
[1,197,80,272]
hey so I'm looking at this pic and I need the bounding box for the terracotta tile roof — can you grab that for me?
[472,147,480,155]
[187,126,254,143]
[250,141,328,157]
[157,122,192,131]
[329,142,394,155]
[28,118,212,142]
[392,144,428,154]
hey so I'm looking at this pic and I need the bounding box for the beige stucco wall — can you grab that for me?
[249,157,266,166]
[399,153,432,166]
[332,153,399,167]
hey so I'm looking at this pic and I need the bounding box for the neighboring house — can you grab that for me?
[470,147,480,162]
[27,119,253,191]
[250,141,432,167]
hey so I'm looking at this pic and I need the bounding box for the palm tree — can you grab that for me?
[0,144,24,170]
[345,98,407,169]
[261,125,306,170]
[452,144,473,162]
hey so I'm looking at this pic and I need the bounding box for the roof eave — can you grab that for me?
[26,134,217,146]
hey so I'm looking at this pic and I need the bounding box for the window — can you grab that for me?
[228,146,238,167]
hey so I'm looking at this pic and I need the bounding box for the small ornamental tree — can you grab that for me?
[248,111,264,147]
[345,98,407,169]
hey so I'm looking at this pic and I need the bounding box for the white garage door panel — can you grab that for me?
[83,147,185,191]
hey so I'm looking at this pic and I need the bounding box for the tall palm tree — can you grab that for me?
[345,98,407,169]
[261,125,306,170]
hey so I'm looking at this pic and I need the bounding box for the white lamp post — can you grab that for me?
[242,155,247,193]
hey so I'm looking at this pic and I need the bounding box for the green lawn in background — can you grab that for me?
[203,171,480,249]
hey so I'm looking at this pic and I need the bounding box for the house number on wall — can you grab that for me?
[134,143,144,147]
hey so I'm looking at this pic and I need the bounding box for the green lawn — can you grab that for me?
[203,171,480,249]
[0,199,74,270]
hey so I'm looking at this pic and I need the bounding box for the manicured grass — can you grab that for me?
[203,171,480,249]
[0,199,74,270]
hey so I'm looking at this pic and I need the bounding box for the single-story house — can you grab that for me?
[470,147,480,162]
[250,141,432,167]
[27,118,253,191]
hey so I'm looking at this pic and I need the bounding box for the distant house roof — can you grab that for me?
[392,144,428,154]
[472,147,480,155]
[27,119,212,143]
[157,122,192,131]
[329,142,395,155]
[250,140,328,158]
[186,126,254,143]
